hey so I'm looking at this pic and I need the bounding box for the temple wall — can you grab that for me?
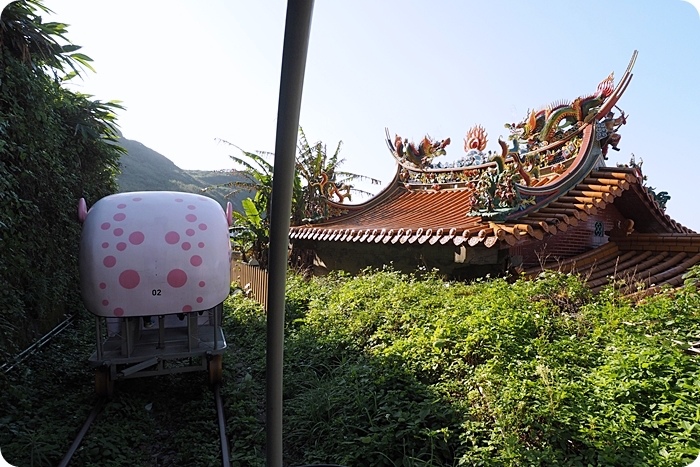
[514,203,628,269]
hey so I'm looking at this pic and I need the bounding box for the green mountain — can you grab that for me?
[115,135,249,210]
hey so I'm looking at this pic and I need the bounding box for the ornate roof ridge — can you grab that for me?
[289,52,665,246]
[289,160,691,250]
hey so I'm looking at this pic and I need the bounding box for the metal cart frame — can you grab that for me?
[89,303,227,396]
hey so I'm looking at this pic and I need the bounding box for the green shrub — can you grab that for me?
[227,268,700,466]
[0,2,123,356]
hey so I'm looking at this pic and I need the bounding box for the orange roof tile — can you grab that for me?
[289,165,691,247]
[523,233,700,298]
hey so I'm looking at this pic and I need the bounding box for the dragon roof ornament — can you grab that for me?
[384,50,637,221]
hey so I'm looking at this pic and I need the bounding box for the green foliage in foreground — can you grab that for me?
[0,269,697,466]
[225,268,700,466]
[0,315,223,467]
[1,0,124,355]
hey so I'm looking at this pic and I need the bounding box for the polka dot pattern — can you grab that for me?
[80,192,231,317]
[129,231,145,245]
[119,270,140,289]
[165,231,180,244]
[167,269,187,288]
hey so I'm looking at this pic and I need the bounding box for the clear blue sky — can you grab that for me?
[37,0,700,230]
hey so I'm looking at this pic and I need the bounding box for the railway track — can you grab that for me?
[57,384,231,467]
[0,315,75,375]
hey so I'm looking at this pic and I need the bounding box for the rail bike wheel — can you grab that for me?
[95,367,114,398]
[208,354,223,386]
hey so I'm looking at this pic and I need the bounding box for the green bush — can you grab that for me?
[0,1,123,356]
[224,268,700,466]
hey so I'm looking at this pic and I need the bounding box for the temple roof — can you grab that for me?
[291,51,653,245]
[289,165,691,247]
[524,232,700,299]
[288,50,697,294]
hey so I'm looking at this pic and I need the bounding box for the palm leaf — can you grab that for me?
[333,171,382,185]
[0,2,95,77]
[217,138,274,174]
[239,198,263,229]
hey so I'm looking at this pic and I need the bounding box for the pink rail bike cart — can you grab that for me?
[78,191,234,396]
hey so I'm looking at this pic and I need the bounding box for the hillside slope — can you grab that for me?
[115,136,249,210]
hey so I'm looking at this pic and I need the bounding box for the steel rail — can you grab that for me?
[57,399,106,467]
[1,315,75,374]
[57,387,230,467]
[214,384,231,467]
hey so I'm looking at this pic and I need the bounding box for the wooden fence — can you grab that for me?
[230,261,269,311]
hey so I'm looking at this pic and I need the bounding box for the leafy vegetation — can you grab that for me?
[217,143,278,268]
[0,0,125,356]
[219,128,381,268]
[0,316,221,467]
[1,3,697,466]
[295,127,381,223]
[232,268,700,466]
[1,270,699,465]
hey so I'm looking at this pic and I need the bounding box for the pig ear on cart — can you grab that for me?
[77,198,88,223]
[226,201,233,227]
